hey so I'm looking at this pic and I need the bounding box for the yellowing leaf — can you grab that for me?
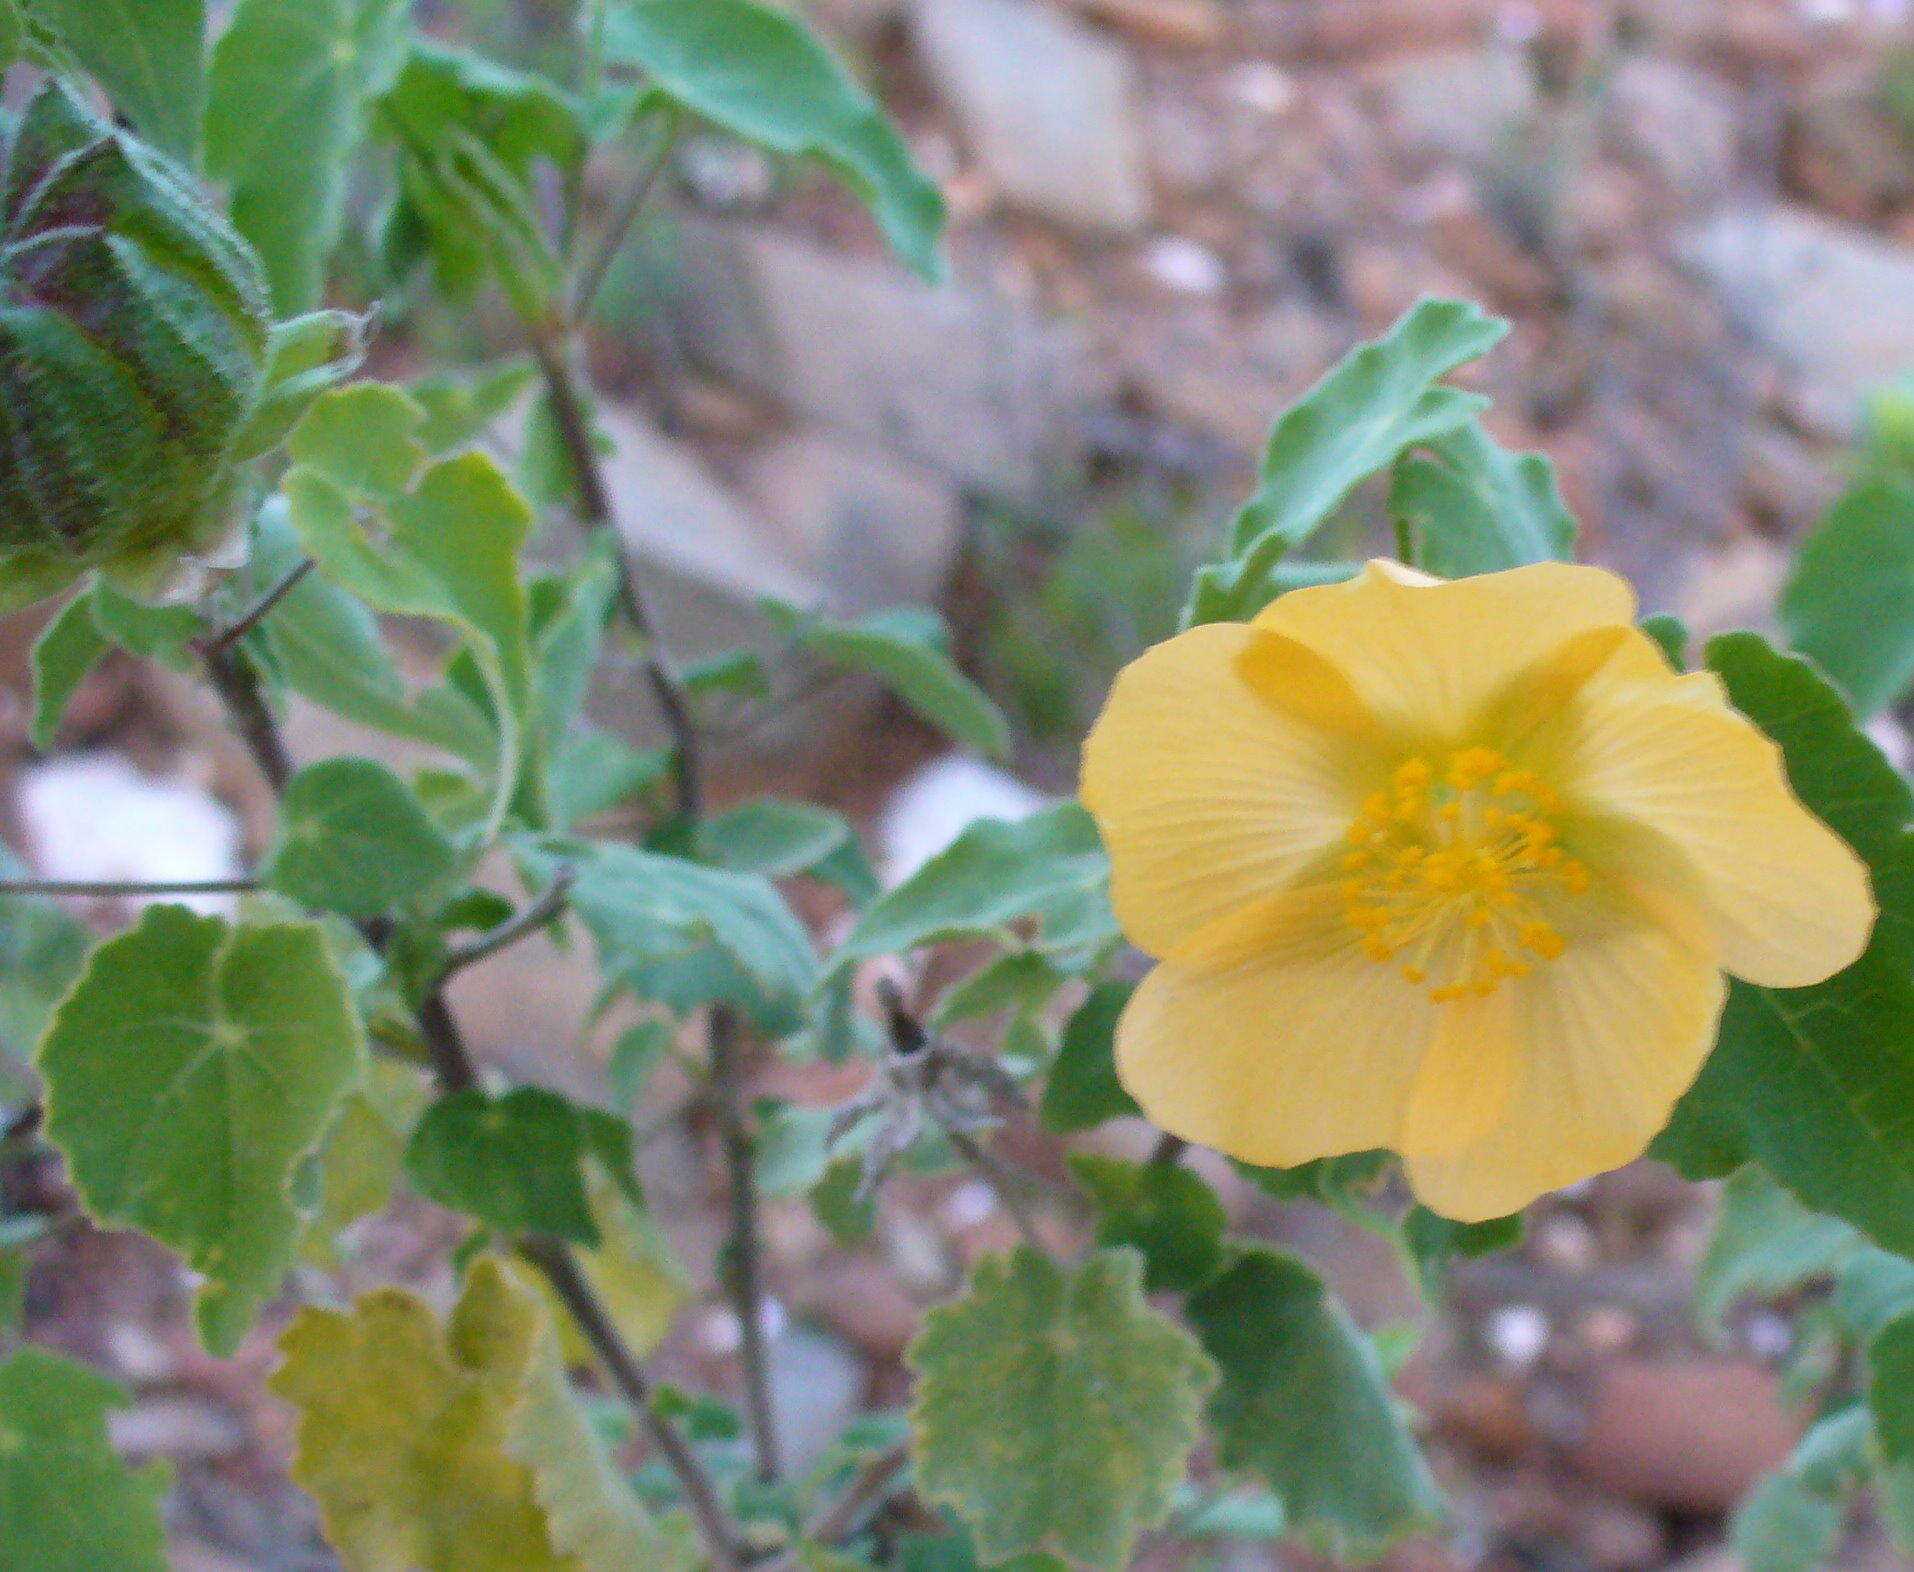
[272,1257,684,1571]
[907,1247,1216,1570]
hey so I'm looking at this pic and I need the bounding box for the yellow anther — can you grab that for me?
[1338,747,1589,1003]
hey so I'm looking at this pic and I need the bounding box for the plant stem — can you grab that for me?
[944,1127,1044,1251]
[0,877,259,899]
[528,328,702,827]
[197,647,739,1565]
[200,558,314,658]
[1392,509,1419,570]
[522,1236,742,1571]
[709,1006,782,1484]
[436,869,574,982]
[569,105,679,328]
[801,1439,911,1550]
[1149,1132,1188,1167]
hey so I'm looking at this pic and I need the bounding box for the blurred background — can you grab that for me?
[4,0,1914,1566]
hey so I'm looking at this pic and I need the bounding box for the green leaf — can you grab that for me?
[406,1087,637,1246]
[382,40,585,174]
[1189,298,1506,624]
[248,499,495,763]
[410,361,539,455]
[0,855,88,1093]
[289,382,428,498]
[22,0,204,158]
[1067,1154,1227,1293]
[301,1059,433,1265]
[37,907,363,1354]
[700,800,855,879]
[1654,635,1914,1257]
[598,0,944,278]
[839,804,1112,965]
[554,839,819,1033]
[0,0,21,71]
[264,757,458,919]
[1387,420,1575,578]
[1778,479,1914,716]
[934,951,1065,1029]
[1873,1319,1914,1551]
[271,1258,657,1570]
[1184,1250,1440,1559]
[1039,980,1140,1134]
[228,309,365,463]
[205,0,411,312]
[1399,1207,1523,1293]
[548,731,672,830]
[1734,1470,1849,1572]
[0,1348,171,1572]
[1694,1167,1860,1335]
[28,590,108,751]
[765,602,1008,759]
[907,1247,1216,1571]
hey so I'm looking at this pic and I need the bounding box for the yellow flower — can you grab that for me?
[1080,560,1876,1219]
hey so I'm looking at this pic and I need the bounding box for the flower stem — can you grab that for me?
[0,877,258,899]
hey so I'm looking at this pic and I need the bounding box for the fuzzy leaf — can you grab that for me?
[1778,479,1914,717]
[598,0,944,277]
[765,601,1008,759]
[1655,635,1914,1257]
[1388,420,1575,578]
[22,0,204,158]
[907,1246,1215,1570]
[205,0,411,312]
[38,907,362,1354]
[0,1348,171,1572]
[841,805,1112,965]
[1185,1250,1440,1559]
[1189,298,1505,623]
[264,757,458,919]
[272,1257,684,1570]
[406,1087,637,1246]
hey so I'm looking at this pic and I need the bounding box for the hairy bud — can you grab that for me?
[0,80,272,585]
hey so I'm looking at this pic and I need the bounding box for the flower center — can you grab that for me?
[1338,747,1589,1003]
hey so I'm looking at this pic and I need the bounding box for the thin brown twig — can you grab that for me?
[527,328,701,827]
[802,1439,912,1550]
[0,877,259,899]
[709,1006,782,1485]
[199,557,315,658]
[944,1127,1044,1251]
[569,103,679,327]
[197,647,740,1564]
[436,869,574,982]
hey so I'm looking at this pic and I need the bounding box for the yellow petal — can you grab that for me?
[1081,623,1376,961]
[1403,887,1726,1220]
[1399,988,1521,1157]
[1254,560,1638,743]
[1546,633,1875,988]
[1113,886,1436,1166]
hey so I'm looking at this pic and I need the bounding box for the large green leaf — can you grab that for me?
[0,1348,171,1572]
[205,0,411,312]
[27,590,108,751]
[598,0,944,278]
[1387,420,1576,578]
[23,0,204,158]
[248,499,494,764]
[1067,1154,1226,1293]
[1778,479,1914,716]
[405,1086,637,1247]
[1038,980,1140,1134]
[264,757,459,919]
[908,1247,1216,1570]
[765,602,1009,760]
[551,839,818,1033]
[1655,635,1914,1256]
[1694,1166,1860,1335]
[839,804,1113,965]
[1184,1250,1440,1559]
[38,907,363,1354]
[1188,298,1506,623]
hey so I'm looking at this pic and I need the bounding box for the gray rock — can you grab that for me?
[1603,57,1740,201]
[908,0,1152,232]
[1682,205,1914,419]
[737,430,963,612]
[1370,45,1537,169]
[662,215,1102,501]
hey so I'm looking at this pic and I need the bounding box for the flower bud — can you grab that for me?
[0,80,272,581]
